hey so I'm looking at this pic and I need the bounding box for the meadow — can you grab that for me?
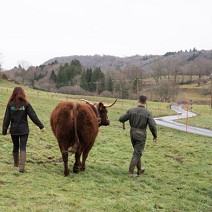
[0,80,211,211]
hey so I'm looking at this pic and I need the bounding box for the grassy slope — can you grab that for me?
[176,104,212,130]
[0,80,211,211]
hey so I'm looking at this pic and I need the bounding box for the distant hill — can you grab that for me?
[2,49,212,101]
[42,50,212,74]
[43,54,156,73]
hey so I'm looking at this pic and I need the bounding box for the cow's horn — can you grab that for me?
[80,99,93,105]
[104,99,117,107]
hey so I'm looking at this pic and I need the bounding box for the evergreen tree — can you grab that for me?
[92,67,105,93]
[71,59,81,67]
[57,67,67,88]
[85,68,93,91]
[50,70,57,82]
[99,75,106,93]
[56,60,83,87]
[120,80,129,99]
[106,76,114,92]
[80,70,88,90]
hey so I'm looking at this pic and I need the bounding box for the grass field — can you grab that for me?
[0,80,211,211]
[176,104,212,130]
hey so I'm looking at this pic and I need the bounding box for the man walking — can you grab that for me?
[119,95,157,177]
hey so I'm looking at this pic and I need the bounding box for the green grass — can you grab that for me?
[0,80,211,211]
[176,104,212,130]
[178,82,211,105]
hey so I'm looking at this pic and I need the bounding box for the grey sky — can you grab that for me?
[0,0,211,70]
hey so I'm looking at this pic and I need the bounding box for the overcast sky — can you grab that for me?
[0,0,211,70]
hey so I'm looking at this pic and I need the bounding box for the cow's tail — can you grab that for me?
[69,103,80,154]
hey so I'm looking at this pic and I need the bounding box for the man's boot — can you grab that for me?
[13,152,19,167]
[19,151,26,172]
[129,158,139,177]
[137,158,145,175]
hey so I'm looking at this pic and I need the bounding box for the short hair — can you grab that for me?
[139,95,147,104]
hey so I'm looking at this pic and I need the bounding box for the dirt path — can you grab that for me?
[155,105,212,137]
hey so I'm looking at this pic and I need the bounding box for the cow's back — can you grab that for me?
[50,102,99,148]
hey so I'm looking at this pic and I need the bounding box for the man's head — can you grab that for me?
[138,95,147,104]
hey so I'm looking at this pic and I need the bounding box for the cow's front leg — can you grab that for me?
[62,151,69,176]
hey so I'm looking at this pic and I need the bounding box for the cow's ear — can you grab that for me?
[98,102,104,110]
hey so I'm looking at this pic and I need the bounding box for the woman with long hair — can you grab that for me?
[2,87,45,172]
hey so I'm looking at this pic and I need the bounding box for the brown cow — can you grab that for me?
[50,99,117,176]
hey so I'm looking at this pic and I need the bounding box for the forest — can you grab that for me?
[1,49,212,102]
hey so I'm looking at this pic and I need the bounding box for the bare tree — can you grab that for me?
[184,62,197,83]
[151,57,164,85]
[154,80,179,102]
[123,64,144,94]
[18,60,31,71]
[192,57,212,86]
[164,57,181,83]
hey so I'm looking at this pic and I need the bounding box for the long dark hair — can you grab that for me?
[7,87,29,108]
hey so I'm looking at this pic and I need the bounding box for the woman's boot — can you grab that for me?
[19,151,26,172]
[13,152,19,167]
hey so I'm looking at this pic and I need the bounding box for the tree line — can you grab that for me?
[49,59,114,94]
[2,50,212,102]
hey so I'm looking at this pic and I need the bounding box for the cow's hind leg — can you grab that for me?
[62,151,69,176]
[81,143,94,171]
[73,151,83,173]
[59,142,70,176]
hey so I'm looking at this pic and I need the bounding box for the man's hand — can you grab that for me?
[40,128,45,132]
[123,123,125,130]
[153,137,157,142]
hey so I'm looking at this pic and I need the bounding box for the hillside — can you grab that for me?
[43,50,212,73]
[1,49,212,102]
[43,54,156,72]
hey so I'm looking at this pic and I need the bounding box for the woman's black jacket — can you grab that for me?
[2,100,44,135]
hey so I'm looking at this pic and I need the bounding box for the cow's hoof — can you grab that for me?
[73,166,80,173]
[80,167,85,172]
[73,168,79,173]
[64,170,70,176]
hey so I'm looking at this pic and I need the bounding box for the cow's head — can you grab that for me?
[81,99,117,126]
